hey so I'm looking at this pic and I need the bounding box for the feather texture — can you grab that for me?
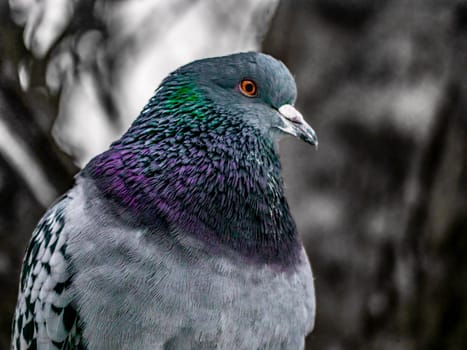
[12,52,316,349]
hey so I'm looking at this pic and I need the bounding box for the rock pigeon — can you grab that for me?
[12,52,318,350]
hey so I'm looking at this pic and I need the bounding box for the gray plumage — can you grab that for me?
[12,52,317,349]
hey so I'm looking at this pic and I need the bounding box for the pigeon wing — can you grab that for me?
[12,195,84,350]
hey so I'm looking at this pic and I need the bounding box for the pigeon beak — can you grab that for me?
[277,104,318,147]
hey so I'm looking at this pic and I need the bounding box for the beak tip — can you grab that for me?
[305,131,319,149]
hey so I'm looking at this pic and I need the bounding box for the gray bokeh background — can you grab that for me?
[1,1,466,349]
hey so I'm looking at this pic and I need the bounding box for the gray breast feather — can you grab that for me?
[66,179,315,349]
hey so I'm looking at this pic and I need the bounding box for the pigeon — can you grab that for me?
[12,52,318,350]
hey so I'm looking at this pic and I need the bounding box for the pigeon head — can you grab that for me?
[159,52,318,147]
[84,52,317,266]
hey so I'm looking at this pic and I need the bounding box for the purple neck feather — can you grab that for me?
[83,86,301,266]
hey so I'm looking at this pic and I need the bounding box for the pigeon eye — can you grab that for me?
[239,79,257,97]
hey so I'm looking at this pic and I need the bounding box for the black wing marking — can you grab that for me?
[12,196,85,350]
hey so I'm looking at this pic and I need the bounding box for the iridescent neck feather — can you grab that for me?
[84,75,301,266]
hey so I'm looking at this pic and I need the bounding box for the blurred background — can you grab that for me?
[1,0,466,349]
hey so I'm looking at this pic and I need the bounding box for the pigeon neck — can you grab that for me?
[83,83,301,267]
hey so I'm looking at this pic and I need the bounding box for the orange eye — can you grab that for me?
[239,79,257,97]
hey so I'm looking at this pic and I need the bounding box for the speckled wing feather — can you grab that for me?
[12,195,84,350]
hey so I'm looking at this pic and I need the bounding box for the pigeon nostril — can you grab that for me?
[278,104,303,123]
[289,115,301,123]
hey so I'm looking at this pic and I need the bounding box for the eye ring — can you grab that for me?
[239,79,257,97]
